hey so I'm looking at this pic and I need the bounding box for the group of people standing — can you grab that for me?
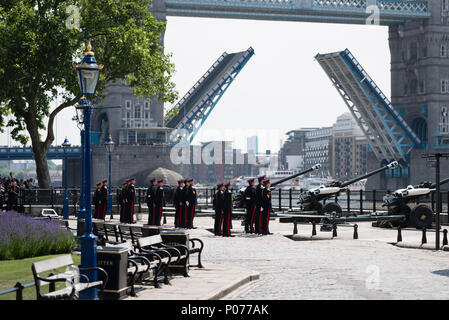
[242,176,273,235]
[118,178,136,224]
[0,178,20,212]
[172,178,197,228]
[213,182,235,237]
[93,179,109,220]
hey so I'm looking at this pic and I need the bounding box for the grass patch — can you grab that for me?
[0,254,81,300]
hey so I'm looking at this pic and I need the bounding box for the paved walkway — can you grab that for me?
[70,215,449,300]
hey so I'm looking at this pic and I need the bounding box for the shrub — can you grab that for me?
[0,211,76,260]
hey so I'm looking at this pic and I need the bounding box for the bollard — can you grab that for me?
[353,224,358,240]
[293,221,298,235]
[312,221,317,236]
[14,282,24,301]
[421,228,427,245]
[332,224,337,238]
[443,229,448,246]
[397,226,402,242]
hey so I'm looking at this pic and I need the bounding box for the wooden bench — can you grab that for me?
[31,254,108,300]
[137,235,190,277]
[118,225,143,245]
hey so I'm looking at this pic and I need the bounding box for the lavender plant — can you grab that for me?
[0,211,76,260]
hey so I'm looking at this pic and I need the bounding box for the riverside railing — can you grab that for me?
[13,187,449,216]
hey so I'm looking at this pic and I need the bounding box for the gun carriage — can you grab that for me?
[382,177,449,229]
[298,161,399,217]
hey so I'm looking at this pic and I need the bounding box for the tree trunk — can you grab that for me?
[33,143,52,189]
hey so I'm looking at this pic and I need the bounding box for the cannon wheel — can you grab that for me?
[409,205,433,229]
[322,202,343,218]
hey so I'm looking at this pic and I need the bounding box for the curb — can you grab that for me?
[202,272,260,300]
[393,242,449,251]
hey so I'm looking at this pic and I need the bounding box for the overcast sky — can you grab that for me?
[1,17,391,153]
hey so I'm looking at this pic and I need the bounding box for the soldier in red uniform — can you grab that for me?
[255,176,265,235]
[154,179,165,226]
[146,178,157,225]
[185,178,197,229]
[222,182,234,237]
[119,181,127,223]
[100,179,108,220]
[244,178,256,233]
[213,183,225,236]
[125,178,136,224]
[93,182,102,219]
[261,179,273,235]
[173,179,185,228]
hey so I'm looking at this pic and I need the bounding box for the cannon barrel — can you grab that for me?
[340,161,398,188]
[270,164,321,188]
[430,177,449,189]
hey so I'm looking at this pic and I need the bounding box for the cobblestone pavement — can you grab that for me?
[189,217,449,300]
[70,214,449,299]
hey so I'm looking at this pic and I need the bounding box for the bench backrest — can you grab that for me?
[32,254,74,274]
[138,235,163,249]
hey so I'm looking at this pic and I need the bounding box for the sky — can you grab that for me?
[0,16,391,153]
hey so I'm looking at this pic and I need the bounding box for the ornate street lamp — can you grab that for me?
[62,137,71,220]
[104,135,114,219]
[74,41,103,300]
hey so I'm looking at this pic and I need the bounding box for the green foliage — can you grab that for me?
[0,0,178,186]
[164,106,180,124]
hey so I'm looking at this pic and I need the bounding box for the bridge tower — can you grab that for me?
[366,1,449,190]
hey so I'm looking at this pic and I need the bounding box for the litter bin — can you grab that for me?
[160,230,190,275]
[97,246,129,300]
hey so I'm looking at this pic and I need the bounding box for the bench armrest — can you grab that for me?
[159,244,182,263]
[141,247,172,265]
[189,238,204,251]
[78,267,108,290]
[128,255,151,272]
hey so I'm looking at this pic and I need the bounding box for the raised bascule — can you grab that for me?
[166,47,255,144]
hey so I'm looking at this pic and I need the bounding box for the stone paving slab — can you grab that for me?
[126,265,259,300]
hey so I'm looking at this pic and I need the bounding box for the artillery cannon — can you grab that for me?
[233,164,322,208]
[382,177,449,229]
[298,161,399,216]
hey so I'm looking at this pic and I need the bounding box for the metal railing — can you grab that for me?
[12,187,449,216]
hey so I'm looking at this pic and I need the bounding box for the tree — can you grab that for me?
[0,0,177,188]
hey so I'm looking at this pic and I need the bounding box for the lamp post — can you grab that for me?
[105,135,114,219]
[62,137,71,220]
[74,41,103,300]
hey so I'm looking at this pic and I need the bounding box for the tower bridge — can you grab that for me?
[5,0,446,189]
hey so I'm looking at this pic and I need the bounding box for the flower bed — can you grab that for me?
[0,212,76,260]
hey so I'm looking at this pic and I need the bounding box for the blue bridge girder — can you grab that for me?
[315,49,421,163]
[0,146,81,160]
[166,47,255,143]
[165,0,430,26]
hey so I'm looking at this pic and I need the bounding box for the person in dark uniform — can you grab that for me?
[126,178,136,224]
[185,178,197,229]
[244,178,256,233]
[254,176,265,235]
[154,179,165,226]
[213,184,225,236]
[100,179,108,220]
[261,179,273,235]
[173,179,185,228]
[6,179,19,211]
[0,181,4,212]
[146,178,156,225]
[93,182,102,219]
[119,181,128,223]
[222,182,234,237]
